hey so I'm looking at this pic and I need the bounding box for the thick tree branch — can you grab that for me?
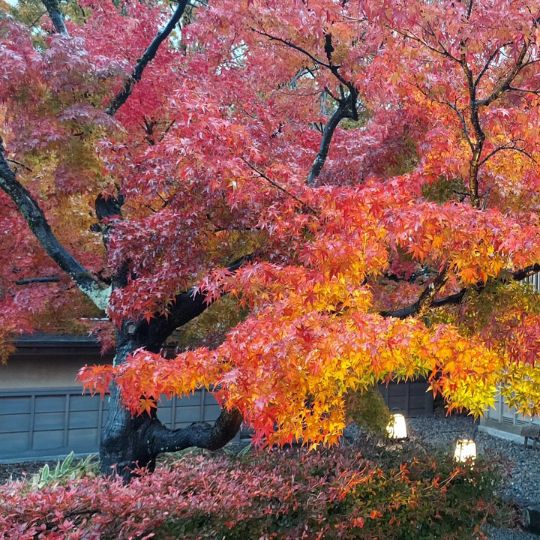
[457,53,485,208]
[0,141,110,310]
[477,43,528,106]
[41,0,68,35]
[511,263,540,282]
[446,102,474,150]
[100,382,242,479]
[150,408,243,454]
[105,0,188,117]
[100,255,249,475]
[252,30,359,185]
[381,264,540,319]
[381,265,449,319]
[466,0,474,19]
[415,265,449,316]
[133,256,251,351]
[308,87,358,185]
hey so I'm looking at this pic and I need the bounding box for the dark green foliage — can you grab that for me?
[382,135,419,178]
[171,295,249,350]
[422,176,467,203]
[345,386,392,436]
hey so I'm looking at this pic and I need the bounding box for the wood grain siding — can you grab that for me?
[0,388,220,461]
[378,380,434,417]
[0,381,432,461]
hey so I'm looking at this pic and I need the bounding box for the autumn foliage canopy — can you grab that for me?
[1,0,539,447]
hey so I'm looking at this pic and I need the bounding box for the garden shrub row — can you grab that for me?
[0,445,508,539]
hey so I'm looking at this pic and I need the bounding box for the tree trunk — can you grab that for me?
[99,385,159,479]
[99,323,242,481]
[99,330,158,479]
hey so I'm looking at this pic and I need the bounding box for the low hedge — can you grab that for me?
[0,444,509,539]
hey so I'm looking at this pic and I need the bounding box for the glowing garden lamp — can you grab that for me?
[386,413,408,440]
[454,439,477,462]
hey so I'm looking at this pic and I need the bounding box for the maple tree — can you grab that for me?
[0,0,539,475]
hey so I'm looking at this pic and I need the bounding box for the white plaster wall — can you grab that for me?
[0,356,97,389]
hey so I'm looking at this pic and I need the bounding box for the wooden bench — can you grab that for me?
[521,424,540,449]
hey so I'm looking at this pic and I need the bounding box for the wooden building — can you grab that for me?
[0,335,222,461]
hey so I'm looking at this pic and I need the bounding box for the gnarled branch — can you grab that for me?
[252,29,359,184]
[0,140,110,310]
[131,256,251,352]
[150,408,243,454]
[381,263,540,319]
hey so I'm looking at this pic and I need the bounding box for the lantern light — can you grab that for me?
[454,438,477,462]
[386,413,408,440]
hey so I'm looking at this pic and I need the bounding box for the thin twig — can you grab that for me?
[15,276,60,285]
[6,159,32,172]
[240,158,318,215]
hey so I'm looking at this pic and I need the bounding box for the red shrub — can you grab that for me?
[0,447,503,539]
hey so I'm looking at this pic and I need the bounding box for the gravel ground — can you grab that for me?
[484,526,539,540]
[408,416,540,539]
[0,460,53,484]
[408,416,540,506]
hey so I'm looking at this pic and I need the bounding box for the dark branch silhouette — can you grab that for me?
[0,139,109,308]
[105,1,189,117]
[16,276,60,285]
[381,264,540,319]
[252,29,359,184]
[41,0,68,35]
